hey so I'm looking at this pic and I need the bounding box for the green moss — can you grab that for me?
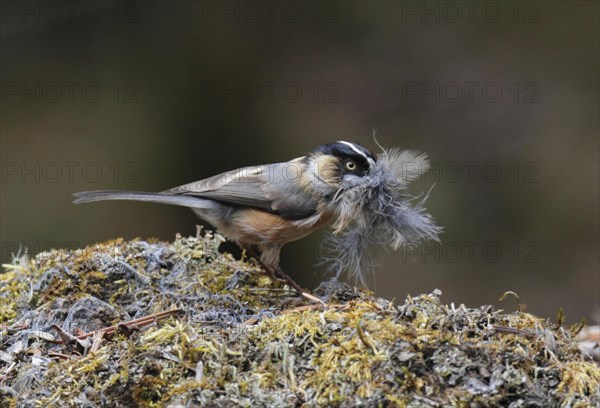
[0,233,598,407]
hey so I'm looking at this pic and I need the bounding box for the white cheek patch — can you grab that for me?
[307,157,339,196]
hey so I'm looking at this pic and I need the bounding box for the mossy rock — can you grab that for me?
[1,233,598,407]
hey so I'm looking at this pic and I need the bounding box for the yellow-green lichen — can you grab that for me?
[0,233,598,407]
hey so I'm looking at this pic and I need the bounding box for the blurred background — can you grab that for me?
[1,1,598,323]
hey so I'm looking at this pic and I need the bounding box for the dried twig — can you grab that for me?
[75,308,182,340]
[47,352,78,360]
[281,303,348,315]
[492,325,536,338]
[90,331,104,353]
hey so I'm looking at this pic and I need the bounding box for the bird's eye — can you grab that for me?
[344,160,357,172]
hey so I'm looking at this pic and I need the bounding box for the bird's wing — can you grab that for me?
[164,158,318,220]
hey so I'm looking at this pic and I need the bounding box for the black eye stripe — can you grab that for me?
[310,141,374,177]
[340,155,368,169]
[327,149,370,168]
[343,157,362,168]
[342,158,369,177]
[312,142,376,163]
[337,140,374,161]
[332,147,371,163]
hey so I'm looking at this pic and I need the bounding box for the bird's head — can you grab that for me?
[304,141,376,197]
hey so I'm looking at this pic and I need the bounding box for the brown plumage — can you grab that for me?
[73,141,440,293]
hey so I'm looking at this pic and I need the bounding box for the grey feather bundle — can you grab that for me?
[324,148,441,286]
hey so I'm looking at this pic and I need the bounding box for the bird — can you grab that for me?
[73,141,440,294]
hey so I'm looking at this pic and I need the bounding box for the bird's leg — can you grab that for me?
[241,245,324,304]
[269,263,325,304]
[240,245,284,281]
[271,265,306,294]
[259,245,307,295]
[242,244,322,302]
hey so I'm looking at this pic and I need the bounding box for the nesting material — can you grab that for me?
[326,148,441,286]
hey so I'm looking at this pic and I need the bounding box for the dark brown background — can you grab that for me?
[1,1,598,323]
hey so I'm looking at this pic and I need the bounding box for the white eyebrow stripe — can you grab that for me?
[338,140,369,160]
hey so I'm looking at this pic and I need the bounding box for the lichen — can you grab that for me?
[1,232,598,407]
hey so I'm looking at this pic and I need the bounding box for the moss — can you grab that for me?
[0,232,598,407]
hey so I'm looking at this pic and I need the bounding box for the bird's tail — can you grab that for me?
[73,190,209,208]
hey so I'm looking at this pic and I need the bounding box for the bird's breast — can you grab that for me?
[222,208,333,245]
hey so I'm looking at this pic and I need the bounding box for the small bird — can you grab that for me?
[74,141,440,293]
